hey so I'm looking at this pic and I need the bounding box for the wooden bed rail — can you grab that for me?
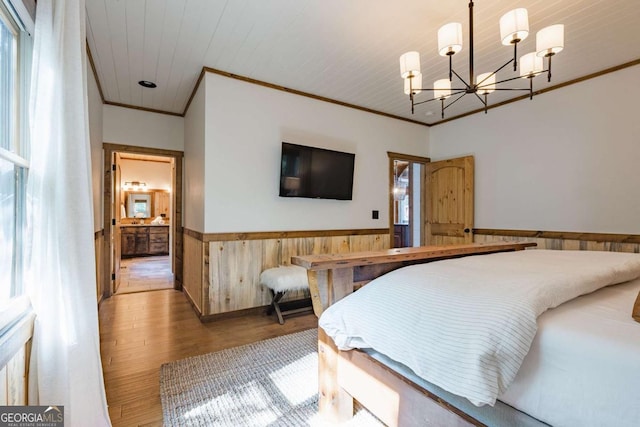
[318,327,484,427]
[292,242,536,317]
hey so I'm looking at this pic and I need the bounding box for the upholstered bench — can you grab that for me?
[259,265,311,324]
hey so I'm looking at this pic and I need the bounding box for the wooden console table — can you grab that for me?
[291,242,536,317]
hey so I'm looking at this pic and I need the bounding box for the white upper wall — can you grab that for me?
[119,159,171,189]
[429,64,640,234]
[87,63,103,232]
[199,72,429,233]
[183,83,206,231]
[103,104,184,151]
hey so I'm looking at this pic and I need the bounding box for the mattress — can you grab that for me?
[499,278,640,427]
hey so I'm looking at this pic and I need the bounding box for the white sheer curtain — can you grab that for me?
[26,0,110,425]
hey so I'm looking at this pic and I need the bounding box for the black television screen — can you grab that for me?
[279,142,355,200]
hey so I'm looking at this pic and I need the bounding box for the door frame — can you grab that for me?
[102,143,184,300]
[387,152,430,248]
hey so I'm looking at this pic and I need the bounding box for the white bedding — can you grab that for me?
[500,278,640,427]
[319,250,640,407]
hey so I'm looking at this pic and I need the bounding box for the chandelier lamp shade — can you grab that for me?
[399,1,564,118]
[404,71,422,95]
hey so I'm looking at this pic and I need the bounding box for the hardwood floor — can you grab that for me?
[117,256,174,294]
[99,289,318,426]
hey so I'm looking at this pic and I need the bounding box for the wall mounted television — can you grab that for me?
[279,142,355,200]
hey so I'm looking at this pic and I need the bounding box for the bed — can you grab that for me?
[293,245,640,427]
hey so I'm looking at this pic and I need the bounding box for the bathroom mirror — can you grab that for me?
[126,192,152,218]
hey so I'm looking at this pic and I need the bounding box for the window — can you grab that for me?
[0,2,30,303]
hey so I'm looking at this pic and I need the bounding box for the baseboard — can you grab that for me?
[199,306,268,323]
[198,298,313,323]
[182,288,203,318]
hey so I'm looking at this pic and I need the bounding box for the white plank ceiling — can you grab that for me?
[86,0,640,125]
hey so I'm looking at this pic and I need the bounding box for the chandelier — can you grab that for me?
[400,1,565,118]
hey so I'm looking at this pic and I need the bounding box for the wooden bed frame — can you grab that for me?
[291,242,536,427]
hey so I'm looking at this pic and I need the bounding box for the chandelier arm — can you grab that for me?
[477,58,515,87]
[490,88,534,91]
[412,90,467,107]
[417,88,469,93]
[442,92,468,111]
[491,74,528,86]
[413,98,443,106]
[491,68,550,88]
[472,91,486,106]
[451,69,471,89]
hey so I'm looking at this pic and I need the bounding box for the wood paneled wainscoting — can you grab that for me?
[182,228,390,320]
[95,230,105,304]
[474,228,640,253]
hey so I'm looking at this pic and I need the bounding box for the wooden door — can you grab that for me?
[112,156,122,292]
[425,156,474,245]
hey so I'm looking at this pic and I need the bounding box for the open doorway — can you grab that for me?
[115,153,173,294]
[387,152,430,248]
[102,144,184,300]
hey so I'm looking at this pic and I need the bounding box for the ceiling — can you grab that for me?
[86,0,640,125]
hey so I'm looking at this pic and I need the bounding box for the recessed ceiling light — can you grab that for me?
[138,80,157,88]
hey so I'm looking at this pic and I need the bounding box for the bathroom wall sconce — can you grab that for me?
[124,181,147,191]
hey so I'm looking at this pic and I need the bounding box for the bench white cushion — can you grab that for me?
[260,265,309,293]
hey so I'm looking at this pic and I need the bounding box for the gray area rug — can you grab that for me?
[160,328,382,426]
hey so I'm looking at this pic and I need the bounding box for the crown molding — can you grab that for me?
[183,66,430,127]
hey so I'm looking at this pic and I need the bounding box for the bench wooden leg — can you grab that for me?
[266,290,286,324]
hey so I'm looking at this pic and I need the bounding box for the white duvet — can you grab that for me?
[319,249,640,407]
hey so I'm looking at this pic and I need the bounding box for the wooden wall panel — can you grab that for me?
[190,227,640,318]
[473,233,640,253]
[95,232,104,303]
[0,347,28,406]
[208,241,267,314]
[348,234,387,252]
[6,346,27,405]
[261,239,281,270]
[205,233,390,316]
[0,337,32,406]
[182,234,204,315]
[0,367,6,405]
